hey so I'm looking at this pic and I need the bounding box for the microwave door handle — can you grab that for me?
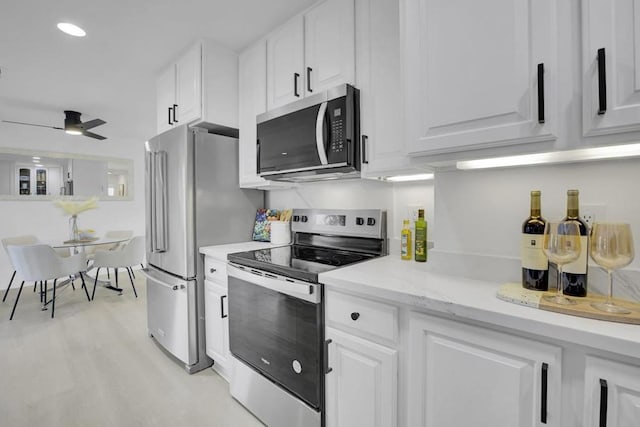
[315,101,329,165]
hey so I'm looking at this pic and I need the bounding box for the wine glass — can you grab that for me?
[589,223,634,314]
[542,221,582,305]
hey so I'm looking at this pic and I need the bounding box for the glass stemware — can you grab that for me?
[542,221,582,305]
[589,223,634,314]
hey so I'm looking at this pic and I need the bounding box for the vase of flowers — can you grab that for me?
[53,196,99,242]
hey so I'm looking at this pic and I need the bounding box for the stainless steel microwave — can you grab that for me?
[256,84,360,182]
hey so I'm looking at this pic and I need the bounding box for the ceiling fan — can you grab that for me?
[2,110,107,140]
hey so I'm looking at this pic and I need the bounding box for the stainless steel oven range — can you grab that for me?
[227,208,387,427]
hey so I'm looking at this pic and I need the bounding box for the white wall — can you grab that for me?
[0,126,146,285]
[266,178,435,246]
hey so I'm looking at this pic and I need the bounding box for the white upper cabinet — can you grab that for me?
[267,16,305,110]
[582,0,640,136]
[266,0,355,110]
[356,0,429,177]
[156,40,238,136]
[402,0,557,156]
[174,44,202,127]
[304,0,355,95]
[239,40,294,189]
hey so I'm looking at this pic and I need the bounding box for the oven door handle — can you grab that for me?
[228,263,321,304]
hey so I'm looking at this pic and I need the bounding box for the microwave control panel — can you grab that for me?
[327,97,349,162]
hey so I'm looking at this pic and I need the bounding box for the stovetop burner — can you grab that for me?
[228,244,377,283]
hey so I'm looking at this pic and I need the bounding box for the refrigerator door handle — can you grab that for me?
[154,151,168,253]
[149,151,157,253]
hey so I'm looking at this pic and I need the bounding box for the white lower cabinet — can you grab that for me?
[583,356,640,427]
[204,278,230,380]
[408,312,562,427]
[325,327,397,427]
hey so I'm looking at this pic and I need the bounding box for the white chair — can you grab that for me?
[91,236,145,300]
[2,235,72,303]
[85,230,134,279]
[6,245,90,320]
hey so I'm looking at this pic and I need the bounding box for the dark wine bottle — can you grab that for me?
[521,191,548,290]
[562,189,588,297]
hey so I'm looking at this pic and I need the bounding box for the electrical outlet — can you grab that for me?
[407,203,422,222]
[581,204,606,228]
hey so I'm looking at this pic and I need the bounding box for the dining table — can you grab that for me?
[49,236,131,295]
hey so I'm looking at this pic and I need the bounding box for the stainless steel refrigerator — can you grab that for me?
[144,124,263,373]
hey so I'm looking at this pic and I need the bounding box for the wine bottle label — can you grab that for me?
[563,235,588,274]
[521,234,548,270]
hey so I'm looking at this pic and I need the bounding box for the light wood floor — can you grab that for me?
[0,273,263,427]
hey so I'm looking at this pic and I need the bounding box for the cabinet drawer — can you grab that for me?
[204,257,227,283]
[325,289,398,344]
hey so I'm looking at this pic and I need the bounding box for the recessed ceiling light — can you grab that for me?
[32,156,40,160]
[35,164,43,167]
[57,22,86,37]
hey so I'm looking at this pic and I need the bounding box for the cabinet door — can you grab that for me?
[175,43,202,125]
[304,0,355,95]
[239,41,269,188]
[408,313,562,427]
[156,64,176,134]
[325,327,397,427]
[267,16,304,110]
[584,356,640,427]
[204,280,229,369]
[356,0,425,177]
[582,0,640,136]
[402,0,557,155]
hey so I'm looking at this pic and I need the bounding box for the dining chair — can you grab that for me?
[91,236,145,300]
[6,245,90,320]
[85,230,134,279]
[2,235,73,303]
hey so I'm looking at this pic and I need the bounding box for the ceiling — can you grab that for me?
[0,0,317,143]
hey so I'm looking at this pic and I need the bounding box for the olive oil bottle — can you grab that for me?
[401,220,412,260]
[414,209,427,262]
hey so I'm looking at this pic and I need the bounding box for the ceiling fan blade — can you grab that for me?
[82,130,107,140]
[2,119,63,130]
[78,118,106,130]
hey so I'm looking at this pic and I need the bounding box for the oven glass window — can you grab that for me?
[228,276,322,409]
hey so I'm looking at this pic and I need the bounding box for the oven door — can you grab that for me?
[227,263,323,409]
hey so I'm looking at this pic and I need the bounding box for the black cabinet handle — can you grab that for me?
[361,135,369,164]
[168,107,173,125]
[599,378,608,427]
[294,73,300,97]
[210,268,216,274]
[307,67,313,93]
[220,295,227,319]
[324,339,333,374]
[173,104,178,123]
[597,48,607,115]
[351,312,360,321]
[256,139,261,173]
[541,362,548,424]
[537,63,545,124]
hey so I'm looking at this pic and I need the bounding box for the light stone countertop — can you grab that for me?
[199,241,276,261]
[319,255,640,359]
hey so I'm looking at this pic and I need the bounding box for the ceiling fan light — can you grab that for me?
[57,22,86,37]
[65,129,82,135]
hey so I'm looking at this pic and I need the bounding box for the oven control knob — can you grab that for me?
[292,360,302,374]
[351,312,360,321]
[355,217,364,225]
[293,215,300,222]
[301,215,308,223]
[325,215,337,225]
[367,217,376,226]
